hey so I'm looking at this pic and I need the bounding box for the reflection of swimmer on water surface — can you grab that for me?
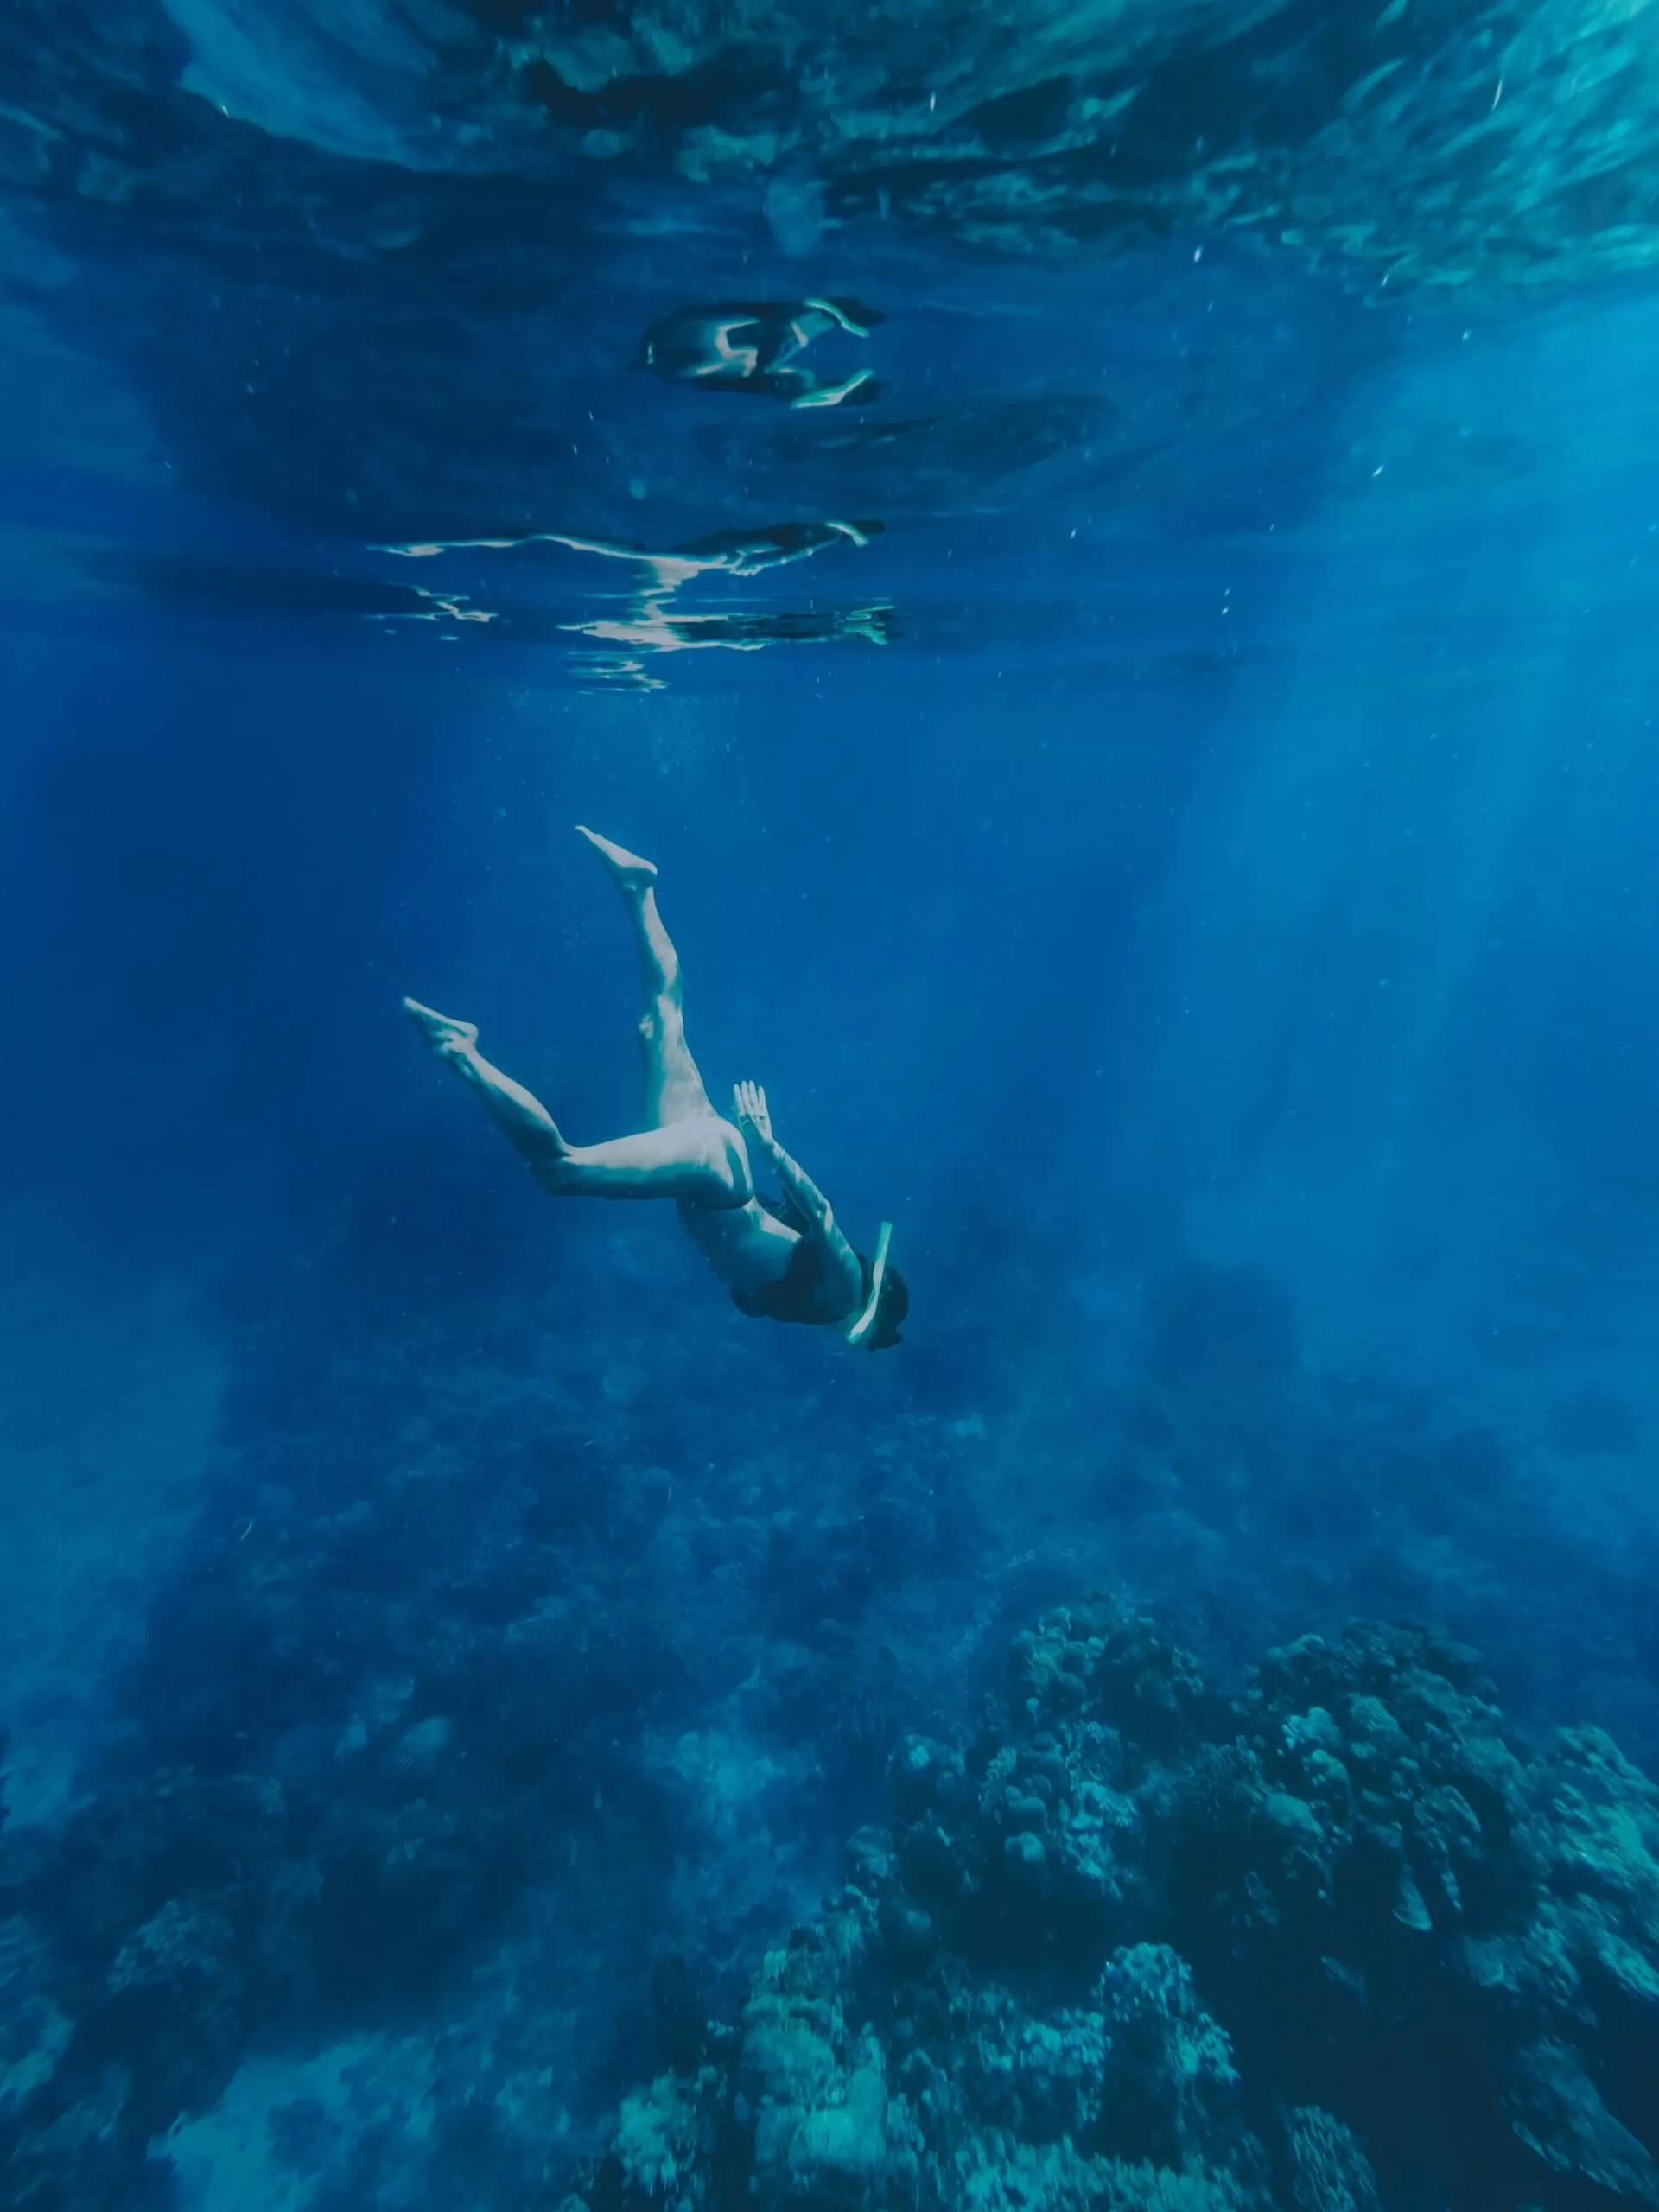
[638,298,883,408]
[379,518,883,586]
[377,518,888,683]
[406,828,908,1351]
[656,518,884,575]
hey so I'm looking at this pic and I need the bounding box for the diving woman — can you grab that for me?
[404,827,907,1351]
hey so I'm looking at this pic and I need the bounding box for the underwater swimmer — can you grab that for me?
[404,828,907,1351]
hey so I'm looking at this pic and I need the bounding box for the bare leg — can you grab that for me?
[404,998,748,1204]
[575,825,714,1128]
[404,1001,567,1175]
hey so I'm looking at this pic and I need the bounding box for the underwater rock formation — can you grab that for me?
[3,1236,1656,2208]
[568,1599,1659,2212]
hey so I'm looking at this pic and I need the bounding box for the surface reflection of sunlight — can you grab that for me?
[377,518,887,685]
[377,583,496,630]
[564,598,895,690]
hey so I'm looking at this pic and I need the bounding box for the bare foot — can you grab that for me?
[576,823,658,892]
[404,997,479,1065]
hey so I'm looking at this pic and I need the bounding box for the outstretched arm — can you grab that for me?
[734,1082,863,1302]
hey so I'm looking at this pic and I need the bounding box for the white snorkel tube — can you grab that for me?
[844,1220,894,1349]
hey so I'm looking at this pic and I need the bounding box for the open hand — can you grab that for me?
[733,1080,775,1147]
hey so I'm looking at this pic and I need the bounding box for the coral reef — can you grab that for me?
[565,1601,1659,2212]
[3,1249,1657,2209]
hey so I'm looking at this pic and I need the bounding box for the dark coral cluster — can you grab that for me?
[569,1602,1659,2212]
[3,1241,1657,2209]
[0,1745,563,2204]
[0,1239,985,2210]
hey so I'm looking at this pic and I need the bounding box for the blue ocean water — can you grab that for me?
[3,7,1659,2208]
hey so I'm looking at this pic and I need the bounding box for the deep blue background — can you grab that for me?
[9,270,1659,1397]
[4,145,1659,2208]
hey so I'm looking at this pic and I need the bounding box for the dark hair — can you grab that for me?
[862,1261,909,1351]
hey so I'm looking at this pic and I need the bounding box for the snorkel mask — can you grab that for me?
[844,1220,894,1350]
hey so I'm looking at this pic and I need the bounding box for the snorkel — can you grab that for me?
[844,1220,894,1349]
